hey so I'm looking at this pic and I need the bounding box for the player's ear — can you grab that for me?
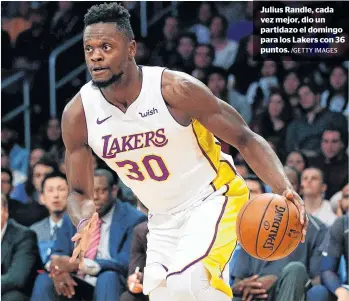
[129,40,136,59]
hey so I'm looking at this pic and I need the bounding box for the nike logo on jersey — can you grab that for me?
[97,115,112,125]
[139,108,158,118]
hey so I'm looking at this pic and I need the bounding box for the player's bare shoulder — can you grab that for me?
[61,93,88,148]
[161,69,220,120]
[161,69,209,104]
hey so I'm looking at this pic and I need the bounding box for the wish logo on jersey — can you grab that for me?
[138,107,158,118]
[102,128,168,159]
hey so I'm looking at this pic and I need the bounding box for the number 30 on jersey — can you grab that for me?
[116,155,170,182]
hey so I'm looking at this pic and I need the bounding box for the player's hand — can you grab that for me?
[52,272,77,299]
[69,212,99,269]
[127,272,143,294]
[233,275,268,300]
[283,190,309,243]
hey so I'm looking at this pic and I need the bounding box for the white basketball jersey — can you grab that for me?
[80,66,237,213]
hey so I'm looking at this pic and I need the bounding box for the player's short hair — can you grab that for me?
[84,2,135,40]
[41,172,67,192]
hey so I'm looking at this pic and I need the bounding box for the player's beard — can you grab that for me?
[92,71,124,88]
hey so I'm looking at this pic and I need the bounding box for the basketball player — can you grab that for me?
[62,3,308,301]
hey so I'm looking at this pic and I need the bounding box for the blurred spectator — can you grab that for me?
[234,161,249,179]
[14,7,51,71]
[285,151,309,173]
[246,60,279,117]
[1,147,10,169]
[189,2,216,44]
[309,126,348,199]
[1,125,29,177]
[149,16,179,67]
[210,15,238,70]
[301,167,337,227]
[135,38,150,65]
[50,2,82,46]
[1,1,32,44]
[34,118,64,160]
[285,82,348,157]
[1,168,15,200]
[191,43,215,82]
[207,66,251,124]
[229,35,261,94]
[120,201,149,301]
[230,179,328,301]
[29,147,46,168]
[284,166,301,194]
[254,89,293,152]
[30,172,68,264]
[244,174,266,200]
[11,156,58,204]
[31,169,146,301]
[1,194,42,301]
[170,32,196,73]
[1,29,13,70]
[320,65,348,116]
[320,215,349,301]
[335,184,349,217]
[282,70,302,117]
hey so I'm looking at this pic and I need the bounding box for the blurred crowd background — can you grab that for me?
[1,1,348,301]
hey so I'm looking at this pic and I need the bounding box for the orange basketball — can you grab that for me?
[236,193,302,261]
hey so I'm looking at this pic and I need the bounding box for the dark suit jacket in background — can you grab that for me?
[1,219,43,297]
[128,221,148,276]
[52,200,147,277]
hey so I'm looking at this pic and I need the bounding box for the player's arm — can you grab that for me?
[61,93,96,227]
[163,70,292,194]
[162,70,307,238]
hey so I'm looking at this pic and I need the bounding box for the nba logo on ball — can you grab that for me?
[236,193,302,261]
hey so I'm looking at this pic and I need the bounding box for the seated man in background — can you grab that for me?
[120,200,149,301]
[31,169,147,301]
[301,167,337,227]
[318,215,349,301]
[231,176,328,301]
[1,194,42,301]
[30,172,68,264]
